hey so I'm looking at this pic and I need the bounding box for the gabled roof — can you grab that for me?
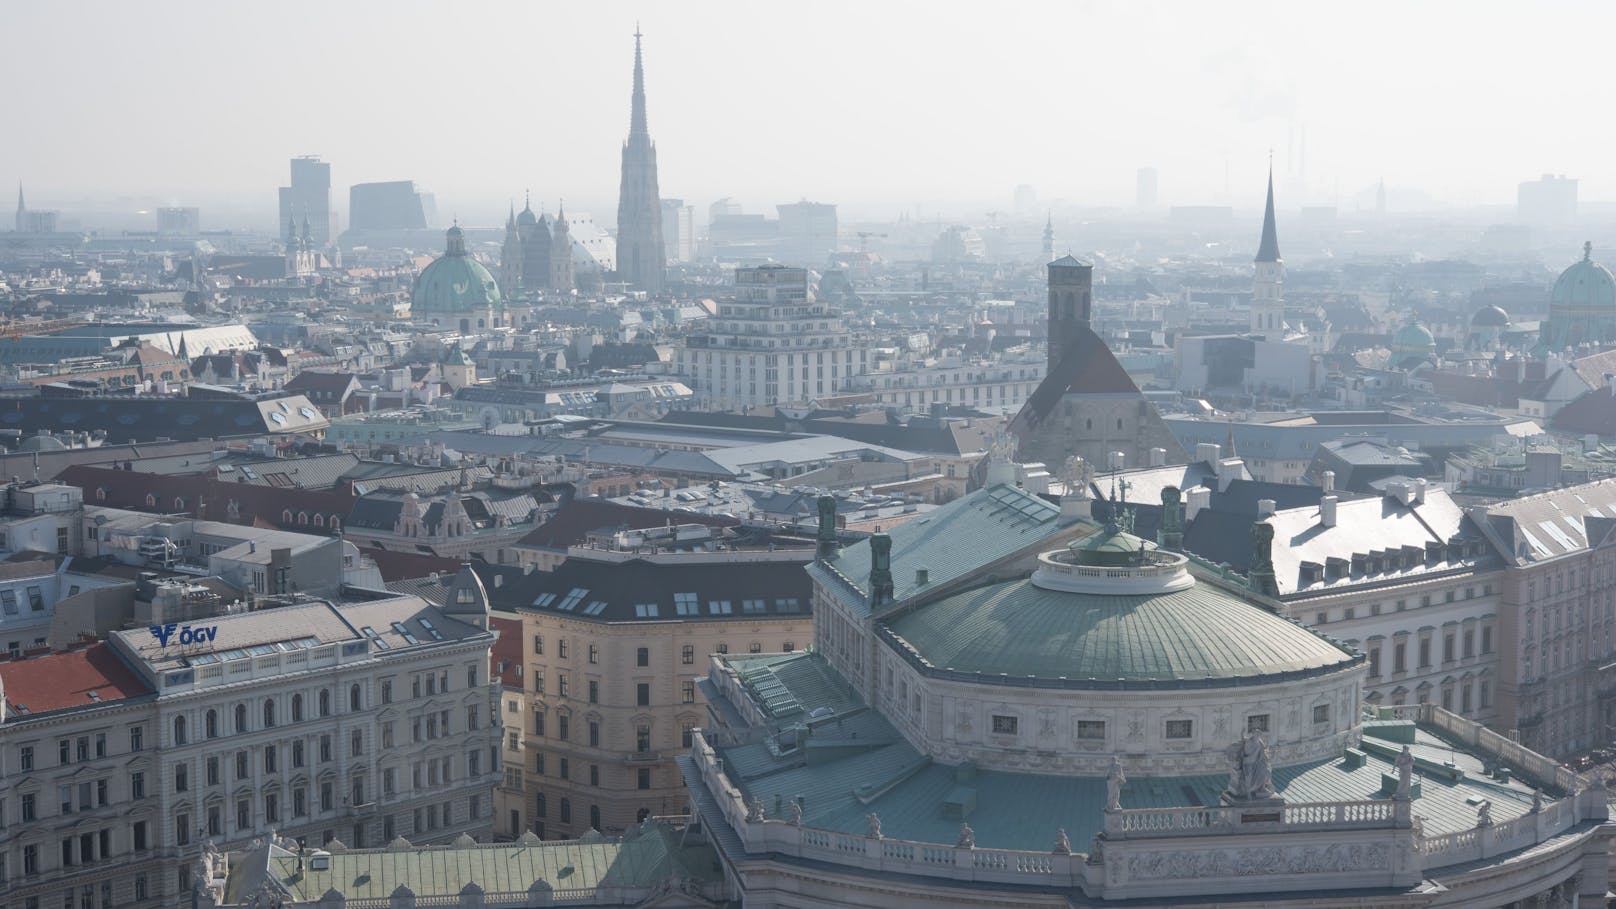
[487,554,812,623]
[1011,326,1143,432]
[515,499,737,551]
[1049,254,1091,268]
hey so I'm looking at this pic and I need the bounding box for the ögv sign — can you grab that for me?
[149,623,219,647]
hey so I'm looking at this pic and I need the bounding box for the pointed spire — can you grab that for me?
[15,181,23,216]
[1255,164,1281,263]
[629,25,648,138]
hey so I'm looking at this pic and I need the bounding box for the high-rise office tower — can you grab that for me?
[662,198,694,263]
[615,29,665,293]
[777,201,838,267]
[278,156,334,247]
[1136,167,1159,209]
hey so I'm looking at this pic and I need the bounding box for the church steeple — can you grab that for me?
[616,26,666,294]
[1041,213,1054,264]
[1255,165,1281,264]
[1250,163,1285,337]
[630,24,648,138]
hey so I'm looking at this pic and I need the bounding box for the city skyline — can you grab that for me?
[5,0,1616,229]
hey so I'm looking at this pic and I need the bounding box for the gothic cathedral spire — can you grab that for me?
[1250,164,1284,338]
[616,26,666,295]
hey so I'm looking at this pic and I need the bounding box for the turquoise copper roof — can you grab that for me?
[713,653,1541,853]
[263,826,716,902]
[809,483,1068,617]
[882,576,1354,685]
[411,226,502,313]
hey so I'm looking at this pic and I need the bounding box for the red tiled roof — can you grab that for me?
[515,499,737,551]
[490,615,523,689]
[0,643,151,716]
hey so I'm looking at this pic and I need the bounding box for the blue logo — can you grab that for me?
[148,624,219,647]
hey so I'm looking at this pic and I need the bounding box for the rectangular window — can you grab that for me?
[638,767,651,790]
[588,680,598,704]
[1313,704,1330,724]
[991,715,1018,735]
[588,644,598,665]
[674,593,699,616]
[681,680,696,703]
[1165,719,1194,739]
[637,683,650,707]
[558,640,568,659]
[636,647,649,667]
[1076,720,1106,741]
[532,635,544,655]
[1393,642,1406,673]
[558,715,569,741]
[682,645,694,665]
[1246,714,1270,733]
[636,725,651,753]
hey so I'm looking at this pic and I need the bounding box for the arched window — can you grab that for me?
[145,493,157,508]
[95,487,107,501]
[291,693,304,722]
[173,715,187,745]
[349,684,361,712]
[263,699,277,728]
[330,516,341,532]
[313,514,324,528]
[282,509,293,524]
[298,511,309,525]
[175,497,186,511]
[205,709,218,739]
[234,704,248,734]
[318,689,331,718]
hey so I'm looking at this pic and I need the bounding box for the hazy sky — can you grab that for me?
[4,0,1613,227]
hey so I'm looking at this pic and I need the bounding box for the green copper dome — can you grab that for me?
[411,226,502,314]
[1543,242,1616,349]
[1068,526,1155,567]
[1390,320,1435,368]
[882,574,1353,686]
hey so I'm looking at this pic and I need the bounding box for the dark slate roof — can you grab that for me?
[285,371,360,395]
[484,555,813,624]
[0,392,323,443]
[1010,326,1142,431]
[1255,169,1281,263]
[1551,387,1616,438]
[516,499,737,551]
[346,495,404,530]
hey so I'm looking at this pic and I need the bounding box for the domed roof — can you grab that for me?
[1471,304,1510,328]
[1550,242,1616,317]
[1389,320,1436,368]
[882,568,1353,687]
[17,433,65,452]
[411,226,502,314]
[1067,525,1155,567]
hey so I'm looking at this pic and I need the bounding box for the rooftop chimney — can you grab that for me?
[1320,495,1338,528]
[1108,451,1126,471]
[1321,470,1335,492]
[1413,478,1427,505]
[1257,499,1276,518]
[1149,447,1167,468]
[1195,443,1222,465]
[868,533,894,608]
[1184,486,1212,524]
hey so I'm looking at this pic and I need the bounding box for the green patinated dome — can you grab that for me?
[1543,242,1616,349]
[882,573,1352,685]
[1068,526,1155,567]
[1390,320,1435,368]
[411,226,502,314]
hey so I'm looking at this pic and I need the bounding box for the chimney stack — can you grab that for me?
[1414,478,1427,505]
[1184,486,1212,523]
[1195,443,1222,465]
[1257,499,1276,518]
[1149,447,1166,467]
[1320,495,1338,528]
[1321,470,1335,492]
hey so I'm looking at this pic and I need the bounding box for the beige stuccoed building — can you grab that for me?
[483,542,816,839]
